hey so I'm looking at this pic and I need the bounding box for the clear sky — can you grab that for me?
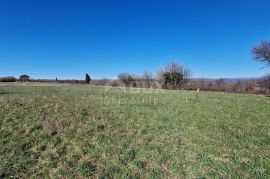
[0,0,270,79]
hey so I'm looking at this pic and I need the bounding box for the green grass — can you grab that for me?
[0,83,269,178]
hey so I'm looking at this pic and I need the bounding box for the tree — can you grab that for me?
[252,40,270,66]
[262,74,270,93]
[215,78,226,91]
[142,70,153,88]
[128,75,136,87]
[118,73,137,87]
[19,75,30,82]
[85,74,91,84]
[161,61,191,89]
[118,73,129,87]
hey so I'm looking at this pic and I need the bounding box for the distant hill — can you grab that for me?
[191,77,262,82]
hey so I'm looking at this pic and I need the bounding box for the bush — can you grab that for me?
[118,73,137,87]
[160,61,191,89]
[110,80,120,87]
[128,75,136,87]
[0,76,17,82]
[118,73,130,86]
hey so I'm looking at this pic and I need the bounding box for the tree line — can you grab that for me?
[116,61,191,90]
[1,40,269,94]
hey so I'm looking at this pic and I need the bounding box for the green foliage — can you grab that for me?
[85,74,91,84]
[118,73,136,87]
[162,72,184,89]
[0,84,269,178]
[19,75,30,82]
[161,61,190,89]
[128,75,136,87]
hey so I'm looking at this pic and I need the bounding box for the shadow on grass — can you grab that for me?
[0,91,19,95]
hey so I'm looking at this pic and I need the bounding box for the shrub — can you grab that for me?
[160,61,191,89]
[128,75,136,87]
[110,80,120,87]
[118,73,137,87]
[0,76,17,82]
[118,73,130,86]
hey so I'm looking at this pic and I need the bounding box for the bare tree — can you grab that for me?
[165,61,182,73]
[252,40,270,66]
[141,70,153,88]
[262,74,270,93]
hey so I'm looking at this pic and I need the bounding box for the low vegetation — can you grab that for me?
[0,83,269,178]
[0,76,16,82]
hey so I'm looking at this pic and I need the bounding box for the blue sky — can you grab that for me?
[0,0,270,79]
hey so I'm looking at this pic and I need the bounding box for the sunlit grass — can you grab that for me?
[0,83,269,178]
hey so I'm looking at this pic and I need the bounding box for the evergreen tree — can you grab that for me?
[85,74,91,84]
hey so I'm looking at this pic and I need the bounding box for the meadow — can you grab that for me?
[0,83,269,178]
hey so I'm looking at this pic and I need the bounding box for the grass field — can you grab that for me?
[0,83,269,178]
